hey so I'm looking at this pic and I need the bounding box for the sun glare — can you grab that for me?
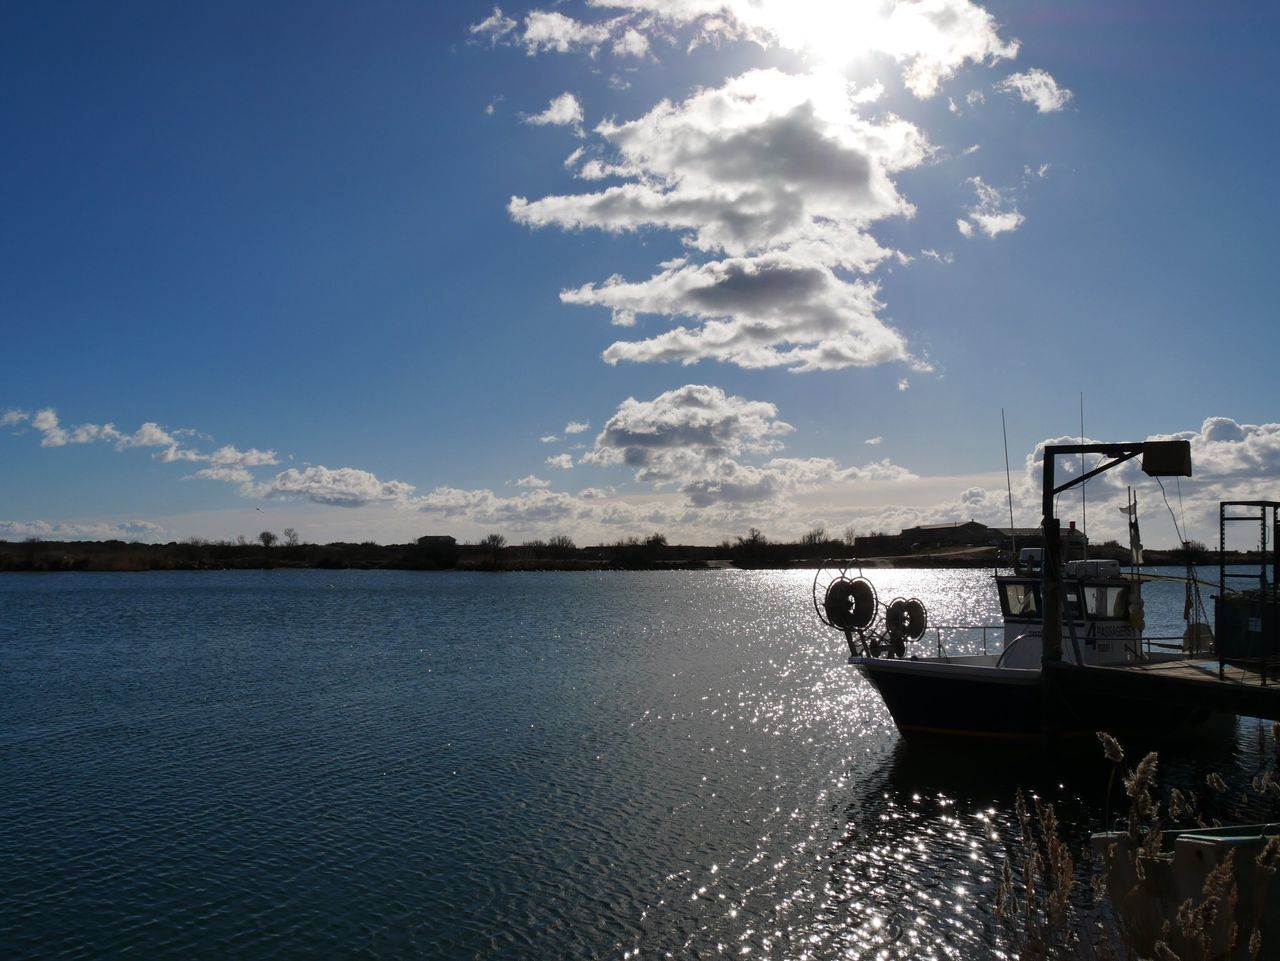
[763,1,887,70]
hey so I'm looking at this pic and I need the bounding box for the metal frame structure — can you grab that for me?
[1040,441,1192,664]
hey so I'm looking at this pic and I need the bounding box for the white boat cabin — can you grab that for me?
[995,559,1141,668]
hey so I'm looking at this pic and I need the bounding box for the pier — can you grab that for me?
[1046,656,1280,723]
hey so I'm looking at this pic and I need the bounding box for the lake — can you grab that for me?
[1,568,1273,959]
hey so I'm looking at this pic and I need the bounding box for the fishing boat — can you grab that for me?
[814,439,1210,741]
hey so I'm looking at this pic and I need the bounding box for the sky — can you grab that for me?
[2,0,1278,550]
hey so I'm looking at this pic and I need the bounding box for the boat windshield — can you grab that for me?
[1000,581,1039,616]
[1082,583,1130,620]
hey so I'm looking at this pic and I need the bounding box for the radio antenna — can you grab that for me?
[1002,408,1017,563]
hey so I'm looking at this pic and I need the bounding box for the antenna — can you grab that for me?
[1080,392,1087,560]
[1002,409,1017,563]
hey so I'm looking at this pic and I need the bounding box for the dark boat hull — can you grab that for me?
[853,657,1214,742]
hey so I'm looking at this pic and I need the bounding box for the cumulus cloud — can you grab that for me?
[998,68,1072,112]
[485,5,1068,378]
[564,251,918,372]
[540,433,559,443]
[523,92,585,133]
[15,408,179,451]
[190,465,256,486]
[612,27,650,58]
[511,67,935,372]
[253,466,416,507]
[546,453,575,469]
[581,384,914,509]
[585,385,792,475]
[417,486,582,527]
[521,10,612,55]
[564,420,591,434]
[517,475,551,488]
[866,436,883,445]
[508,1,1019,98]
[513,69,926,257]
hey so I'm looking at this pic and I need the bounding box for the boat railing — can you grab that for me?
[922,623,1006,658]
[920,627,1210,662]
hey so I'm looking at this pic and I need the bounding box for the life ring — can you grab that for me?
[823,577,877,631]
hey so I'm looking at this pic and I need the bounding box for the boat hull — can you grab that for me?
[853,656,1215,742]
[852,657,1042,741]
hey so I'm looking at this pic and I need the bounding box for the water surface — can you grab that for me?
[0,568,1271,959]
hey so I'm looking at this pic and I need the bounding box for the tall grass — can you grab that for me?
[995,726,1280,960]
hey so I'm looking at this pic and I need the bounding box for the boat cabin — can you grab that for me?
[995,561,1139,667]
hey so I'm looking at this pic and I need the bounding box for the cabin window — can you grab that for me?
[1001,582,1038,616]
[1064,588,1083,621]
[1083,584,1130,619]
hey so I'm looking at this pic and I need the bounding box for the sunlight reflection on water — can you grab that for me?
[0,568,1267,960]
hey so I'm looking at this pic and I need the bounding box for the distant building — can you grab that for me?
[899,520,992,546]
[991,524,1088,557]
[897,520,1088,556]
[416,535,457,547]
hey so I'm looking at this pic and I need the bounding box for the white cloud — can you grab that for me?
[1,409,30,427]
[612,27,650,58]
[584,384,792,473]
[253,466,416,507]
[546,453,575,469]
[514,69,927,257]
[190,465,256,486]
[998,68,1072,113]
[208,445,278,467]
[470,6,517,42]
[564,420,591,434]
[865,436,883,445]
[540,434,560,443]
[581,384,914,509]
[521,10,612,55]
[511,67,936,372]
[517,474,552,488]
[897,378,910,391]
[567,253,918,372]
[577,0,1018,98]
[958,176,1024,238]
[523,92,585,133]
[0,518,169,542]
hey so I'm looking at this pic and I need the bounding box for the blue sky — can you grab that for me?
[3,1,1277,549]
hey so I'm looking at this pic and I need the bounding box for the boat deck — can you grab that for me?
[1045,656,1280,722]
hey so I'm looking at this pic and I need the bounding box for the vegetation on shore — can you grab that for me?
[999,729,1280,960]
[0,525,1249,573]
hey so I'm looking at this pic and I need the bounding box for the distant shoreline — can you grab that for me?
[0,539,1251,574]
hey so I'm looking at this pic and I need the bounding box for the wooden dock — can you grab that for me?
[1045,656,1280,723]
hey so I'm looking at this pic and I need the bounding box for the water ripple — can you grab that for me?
[0,569,1267,959]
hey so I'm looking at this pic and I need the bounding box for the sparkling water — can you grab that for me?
[0,568,1270,959]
